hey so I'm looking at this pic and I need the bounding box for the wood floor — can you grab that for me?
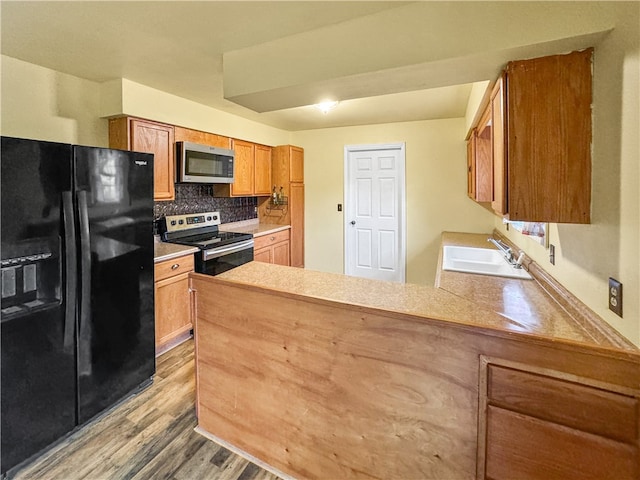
[14,340,281,480]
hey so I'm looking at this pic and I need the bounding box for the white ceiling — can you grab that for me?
[0,2,611,131]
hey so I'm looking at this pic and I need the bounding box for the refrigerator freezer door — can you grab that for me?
[73,146,155,424]
[1,137,76,475]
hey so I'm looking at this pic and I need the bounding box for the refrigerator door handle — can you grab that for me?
[62,191,77,352]
[77,190,92,376]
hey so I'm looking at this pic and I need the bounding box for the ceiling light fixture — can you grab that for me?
[314,100,339,114]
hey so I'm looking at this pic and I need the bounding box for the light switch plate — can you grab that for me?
[608,277,623,317]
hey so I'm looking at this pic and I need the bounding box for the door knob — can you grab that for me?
[350,220,356,225]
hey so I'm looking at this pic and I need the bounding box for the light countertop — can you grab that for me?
[220,219,290,237]
[154,242,199,263]
[212,233,635,351]
[213,266,598,348]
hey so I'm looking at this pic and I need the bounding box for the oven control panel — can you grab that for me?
[162,211,221,233]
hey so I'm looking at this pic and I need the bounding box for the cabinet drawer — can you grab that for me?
[254,229,290,250]
[488,364,638,443]
[485,405,637,480]
[155,255,194,282]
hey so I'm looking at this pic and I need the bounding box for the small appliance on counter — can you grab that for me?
[1,136,155,477]
[159,212,253,276]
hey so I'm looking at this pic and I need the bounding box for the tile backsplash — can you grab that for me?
[154,184,258,223]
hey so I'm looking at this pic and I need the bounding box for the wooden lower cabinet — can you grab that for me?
[253,229,290,266]
[154,255,194,352]
[479,359,639,480]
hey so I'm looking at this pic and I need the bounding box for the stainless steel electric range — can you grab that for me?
[159,212,253,276]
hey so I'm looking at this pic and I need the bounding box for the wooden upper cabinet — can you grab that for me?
[490,75,507,215]
[254,144,272,196]
[214,140,271,197]
[466,132,476,199]
[290,146,304,183]
[469,48,593,223]
[474,107,493,203]
[507,49,592,223]
[272,145,305,186]
[109,117,175,201]
[230,139,255,196]
[174,126,231,149]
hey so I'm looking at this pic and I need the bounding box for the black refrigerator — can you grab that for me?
[1,136,156,476]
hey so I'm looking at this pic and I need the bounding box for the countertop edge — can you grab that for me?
[154,244,199,263]
[190,270,640,362]
[437,231,638,351]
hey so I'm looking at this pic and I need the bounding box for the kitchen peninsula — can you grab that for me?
[190,250,640,480]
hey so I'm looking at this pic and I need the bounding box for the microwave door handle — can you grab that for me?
[62,191,77,352]
[202,239,254,261]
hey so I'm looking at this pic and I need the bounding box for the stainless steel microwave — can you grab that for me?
[176,141,234,184]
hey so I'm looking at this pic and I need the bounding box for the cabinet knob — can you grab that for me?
[350,220,356,225]
[171,263,180,270]
[270,236,276,241]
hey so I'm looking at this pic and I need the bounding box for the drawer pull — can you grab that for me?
[270,236,276,241]
[171,263,180,270]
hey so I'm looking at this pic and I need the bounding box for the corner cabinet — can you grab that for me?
[470,48,593,223]
[154,254,194,353]
[109,117,175,201]
[267,145,305,268]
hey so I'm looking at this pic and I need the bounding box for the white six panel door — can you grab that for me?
[345,144,405,283]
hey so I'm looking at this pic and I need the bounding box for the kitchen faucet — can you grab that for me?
[488,238,526,268]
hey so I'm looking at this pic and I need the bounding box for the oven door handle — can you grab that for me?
[202,239,254,261]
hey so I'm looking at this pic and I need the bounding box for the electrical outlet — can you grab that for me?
[549,244,555,265]
[609,278,623,317]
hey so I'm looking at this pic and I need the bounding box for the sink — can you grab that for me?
[442,245,532,280]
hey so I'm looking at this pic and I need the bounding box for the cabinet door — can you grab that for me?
[254,246,272,264]
[466,133,476,199]
[290,146,304,183]
[154,272,191,347]
[480,361,639,480]
[506,49,592,223]
[174,126,231,148]
[273,241,291,266]
[130,119,175,201]
[289,183,305,268]
[474,108,493,203]
[254,145,272,196]
[231,139,255,196]
[490,75,507,216]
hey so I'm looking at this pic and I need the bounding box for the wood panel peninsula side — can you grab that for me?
[189,263,640,480]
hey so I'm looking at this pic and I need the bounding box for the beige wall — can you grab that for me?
[292,119,496,286]
[105,79,291,147]
[491,4,640,346]
[0,56,291,148]
[1,55,107,146]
